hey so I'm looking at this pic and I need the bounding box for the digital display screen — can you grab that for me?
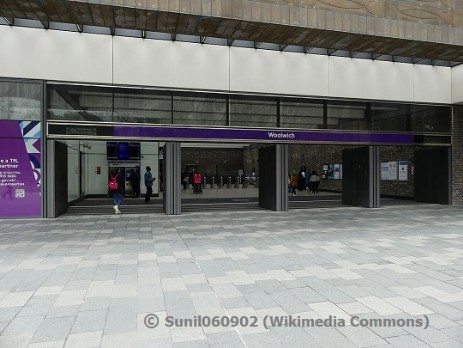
[107,142,118,160]
[107,142,141,160]
[118,142,129,160]
[129,143,141,159]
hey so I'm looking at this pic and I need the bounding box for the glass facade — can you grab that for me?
[48,85,112,122]
[410,105,451,133]
[327,101,367,131]
[280,98,324,129]
[0,80,42,120]
[47,83,452,135]
[174,93,227,126]
[370,103,409,132]
[113,88,171,124]
[229,96,277,128]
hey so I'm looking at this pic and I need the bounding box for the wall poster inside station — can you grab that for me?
[0,120,41,218]
[398,160,408,181]
[381,161,398,181]
[333,164,340,179]
[323,163,341,180]
[327,164,334,179]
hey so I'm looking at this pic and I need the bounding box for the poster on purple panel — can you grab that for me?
[0,120,41,218]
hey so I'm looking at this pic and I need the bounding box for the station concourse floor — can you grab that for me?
[67,188,346,215]
[1,204,463,347]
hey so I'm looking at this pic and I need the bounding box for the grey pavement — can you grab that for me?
[0,204,463,347]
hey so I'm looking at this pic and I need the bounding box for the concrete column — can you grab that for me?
[162,142,181,215]
[258,144,288,211]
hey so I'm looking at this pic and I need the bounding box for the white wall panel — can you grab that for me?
[113,37,229,90]
[229,47,329,96]
[141,142,159,195]
[328,57,414,102]
[0,26,112,84]
[413,65,451,104]
[451,64,463,104]
[84,142,109,195]
[0,26,456,105]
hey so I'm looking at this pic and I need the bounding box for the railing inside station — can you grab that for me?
[185,176,259,190]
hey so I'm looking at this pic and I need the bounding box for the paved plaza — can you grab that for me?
[0,204,463,347]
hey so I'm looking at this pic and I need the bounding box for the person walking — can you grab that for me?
[108,168,125,214]
[144,166,155,203]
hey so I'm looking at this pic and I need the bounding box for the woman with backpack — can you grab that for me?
[109,168,125,214]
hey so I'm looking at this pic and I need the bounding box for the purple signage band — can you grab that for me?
[0,120,42,218]
[114,126,414,144]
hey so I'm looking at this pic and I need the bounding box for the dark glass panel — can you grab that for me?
[113,88,172,124]
[327,101,368,130]
[173,92,226,126]
[410,105,451,133]
[48,85,112,122]
[230,96,277,128]
[370,102,408,132]
[280,98,324,129]
[0,80,41,120]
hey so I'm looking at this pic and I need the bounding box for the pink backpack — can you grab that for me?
[108,175,119,190]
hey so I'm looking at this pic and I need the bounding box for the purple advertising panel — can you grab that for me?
[0,120,41,218]
[114,125,414,144]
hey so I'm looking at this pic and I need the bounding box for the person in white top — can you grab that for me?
[309,170,320,194]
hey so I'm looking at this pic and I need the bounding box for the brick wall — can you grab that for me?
[243,147,259,175]
[288,144,349,191]
[181,148,243,178]
[452,106,463,204]
[180,143,446,200]
[288,144,415,197]
[379,146,414,198]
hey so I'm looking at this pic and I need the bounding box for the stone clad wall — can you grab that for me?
[87,0,463,45]
[94,0,463,27]
[264,0,462,26]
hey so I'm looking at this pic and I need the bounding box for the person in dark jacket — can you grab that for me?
[144,166,155,203]
[129,168,141,198]
[109,168,125,214]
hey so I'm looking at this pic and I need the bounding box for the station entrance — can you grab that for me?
[45,133,451,218]
[46,139,267,216]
